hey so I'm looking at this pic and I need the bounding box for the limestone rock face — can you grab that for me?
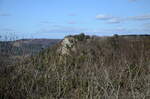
[61,37,77,55]
[59,33,91,55]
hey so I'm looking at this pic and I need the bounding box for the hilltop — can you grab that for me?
[1,34,150,99]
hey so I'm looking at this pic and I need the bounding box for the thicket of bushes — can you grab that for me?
[0,34,150,99]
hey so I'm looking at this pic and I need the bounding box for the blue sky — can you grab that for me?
[0,0,150,39]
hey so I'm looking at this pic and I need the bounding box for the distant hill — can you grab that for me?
[11,39,61,55]
[0,39,61,66]
[0,39,61,54]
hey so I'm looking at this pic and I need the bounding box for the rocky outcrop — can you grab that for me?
[59,33,90,55]
[61,36,77,55]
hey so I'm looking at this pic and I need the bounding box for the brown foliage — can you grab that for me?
[1,34,150,99]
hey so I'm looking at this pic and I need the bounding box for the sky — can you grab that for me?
[0,0,150,39]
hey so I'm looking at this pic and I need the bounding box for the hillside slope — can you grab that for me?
[0,39,60,55]
[0,39,60,66]
[1,34,150,99]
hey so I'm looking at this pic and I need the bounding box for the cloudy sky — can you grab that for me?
[0,0,150,39]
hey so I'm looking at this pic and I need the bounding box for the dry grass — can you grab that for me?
[0,34,150,99]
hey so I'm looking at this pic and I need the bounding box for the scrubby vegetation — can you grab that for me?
[0,34,150,99]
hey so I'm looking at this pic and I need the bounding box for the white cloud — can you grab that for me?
[107,18,122,24]
[96,14,113,20]
[129,14,150,20]
[96,14,150,24]
[96,14,122,24]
